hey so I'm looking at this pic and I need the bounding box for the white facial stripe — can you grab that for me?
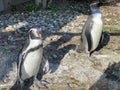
[22,39,42,54]
[29,28,37,32]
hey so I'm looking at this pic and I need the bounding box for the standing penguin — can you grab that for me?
[77,1,103,55]
[18,28,48,89]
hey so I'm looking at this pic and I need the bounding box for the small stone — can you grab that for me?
[116,3,120,6]
[8,35,14,41]
[52,54,57,58]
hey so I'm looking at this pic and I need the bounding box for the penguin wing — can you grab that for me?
[18,52,27,80]
[42,54,50,74]
[19,52,27,66]
[85,21,93,51]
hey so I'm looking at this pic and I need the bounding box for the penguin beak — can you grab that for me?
[90,1,100,7]
[32,30,40,37]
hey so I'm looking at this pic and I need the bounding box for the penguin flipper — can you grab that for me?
[85,22,93,52]
[18,52,27,84]
[42,54,50,74]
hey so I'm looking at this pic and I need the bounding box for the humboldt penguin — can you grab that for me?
[18,28,48,89]
[77,2,103,55]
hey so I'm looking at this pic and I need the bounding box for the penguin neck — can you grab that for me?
[26,39,43,51]
[90,8,102,18]
[29,39,42,46]
[90,7,101,14]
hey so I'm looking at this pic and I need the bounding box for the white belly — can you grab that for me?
[21,48,43,80]
[91,19,103,51]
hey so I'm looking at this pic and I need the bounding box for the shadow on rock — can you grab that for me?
[44,33,76,73]
[89,31,111,55]
[95,31,110,51]
[110,30,120,36]
[90,62,120,90]
[10,78,33,90]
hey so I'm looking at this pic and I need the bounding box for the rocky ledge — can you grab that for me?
[0,1,120,90]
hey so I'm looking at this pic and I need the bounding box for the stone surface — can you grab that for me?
[0,1,120,90]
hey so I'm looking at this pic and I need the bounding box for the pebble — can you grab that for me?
[116,3,120,6]
[8,35,14,41]
[0,8,81,33]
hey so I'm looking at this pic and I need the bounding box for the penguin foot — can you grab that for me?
[34,78,49,89]
[89,56,97,63]
[76,45,85,53]
[19,80,25,90]
[20,85,24,90]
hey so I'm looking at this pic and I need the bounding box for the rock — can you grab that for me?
[116,3,120,6]
[0,2,120,90]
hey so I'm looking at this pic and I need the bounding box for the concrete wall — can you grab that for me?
[0,0,4,11]
[0,0,30,11]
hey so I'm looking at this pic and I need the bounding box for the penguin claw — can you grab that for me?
[19,80,25,90]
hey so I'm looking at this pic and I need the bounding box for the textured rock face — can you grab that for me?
[40,50,120,90]
[0,1,120,90]
[0,47,17,89]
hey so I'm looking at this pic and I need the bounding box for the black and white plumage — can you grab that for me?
[77,2,103,55]
[18,28,47,89]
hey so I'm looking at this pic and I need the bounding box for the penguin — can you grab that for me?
[18,28,48,89]
[77,1,103,55]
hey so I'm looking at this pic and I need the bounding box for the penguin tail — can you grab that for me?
[90,51,93,56]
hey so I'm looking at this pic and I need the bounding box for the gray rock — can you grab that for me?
[0,3,120,90]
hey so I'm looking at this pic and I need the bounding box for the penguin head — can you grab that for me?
[90,1,102,14]
[29,28,42,40]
